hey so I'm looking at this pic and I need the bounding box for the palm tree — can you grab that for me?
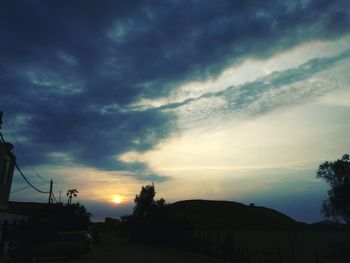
[66,189,79,204]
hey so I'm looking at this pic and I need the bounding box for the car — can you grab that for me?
[31,231,92,259]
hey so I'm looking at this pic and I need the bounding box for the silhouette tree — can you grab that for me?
[156,198,166,209]
[121,184,193,248]
[133,183,157,219]
[66,189,79,205]
[316,154,350,223]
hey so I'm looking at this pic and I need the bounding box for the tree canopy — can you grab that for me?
[126,184,192,246]
[66,189,79,204]
[316,154,350,223]
[133,183,166,220]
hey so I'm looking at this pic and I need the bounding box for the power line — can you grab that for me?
[51,192,58,204]
[37,182,52,187]
[4,119,50,184]
[15,162,50,194]
[9,165,48,194]
[1,131,50,194]
[10,186,29,194]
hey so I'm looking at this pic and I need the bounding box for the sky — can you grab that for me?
[1,0,349,223]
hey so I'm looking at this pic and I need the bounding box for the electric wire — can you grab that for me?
[37,181,51,185]
[10,186,29,193]
[51,192,58,204]
[1,127,68,204]
[10,172,47,193]
[4,119,50,184]
[1,131,50,194]
[15,163,50,194]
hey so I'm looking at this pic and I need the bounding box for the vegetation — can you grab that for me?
[4,202,92,262]
[119,184,350,263]
[316,154,350,223]
[66,189,79,205]
[133,183,167,220]
[121,184,193,248]
[51,202,92,231]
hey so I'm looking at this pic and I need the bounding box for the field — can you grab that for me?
[169,200,350,263]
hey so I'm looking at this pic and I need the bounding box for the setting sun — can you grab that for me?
[113,195,122,204]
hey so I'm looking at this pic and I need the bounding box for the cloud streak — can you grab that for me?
[153,50,350,123]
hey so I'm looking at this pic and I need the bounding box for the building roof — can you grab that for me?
[5,201,49,217]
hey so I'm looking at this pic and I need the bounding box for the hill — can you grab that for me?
[168,199,298,230]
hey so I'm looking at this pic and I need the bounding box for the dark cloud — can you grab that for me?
[0,0,349,180]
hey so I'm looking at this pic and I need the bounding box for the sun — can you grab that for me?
[113,195,122,204]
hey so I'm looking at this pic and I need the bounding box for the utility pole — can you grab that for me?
[48,179,53,204]
[59,191,62,203]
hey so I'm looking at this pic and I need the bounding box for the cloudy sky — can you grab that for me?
[1,0,349,222]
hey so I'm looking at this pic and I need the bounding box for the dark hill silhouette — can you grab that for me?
[168,199,298,230]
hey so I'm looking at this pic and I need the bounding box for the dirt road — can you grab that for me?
[39,236,227,263]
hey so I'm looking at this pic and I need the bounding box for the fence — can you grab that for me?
[188,229,282,263]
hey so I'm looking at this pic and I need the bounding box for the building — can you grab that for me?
[0,142,16,210]
[0,140,22,256]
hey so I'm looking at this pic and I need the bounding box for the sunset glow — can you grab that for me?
[113,195,122,204]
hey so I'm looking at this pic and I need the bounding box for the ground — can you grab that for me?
[38,235,227,263]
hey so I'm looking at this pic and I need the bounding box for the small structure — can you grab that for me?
[0,142,16,210]
[0,113,25,256]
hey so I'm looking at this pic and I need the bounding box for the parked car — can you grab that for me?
[31,231,92,259]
